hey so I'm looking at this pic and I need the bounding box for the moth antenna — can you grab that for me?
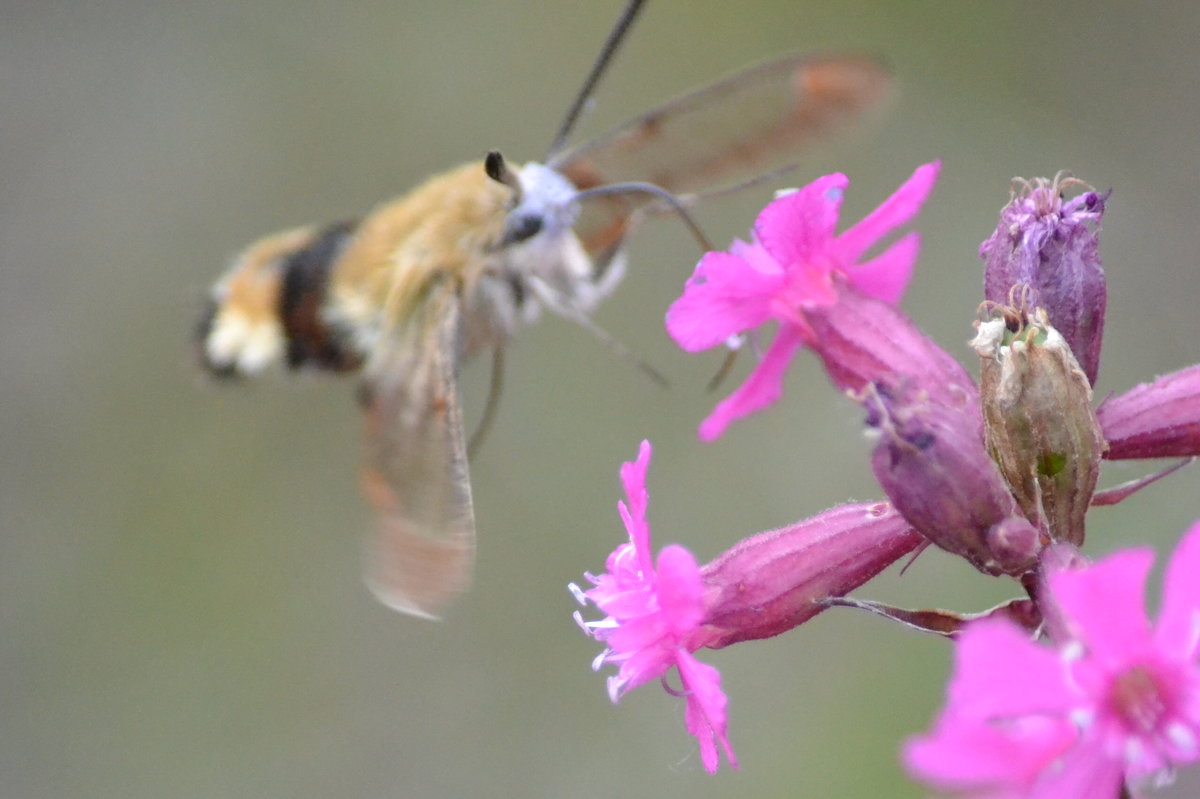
[546,0,648,159]
[484,150,523,201]
[572,181,715,253]
[467,347,505,459]
[528,276,669,389]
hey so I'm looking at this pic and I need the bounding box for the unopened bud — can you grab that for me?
[978,175,1107,385]
[864,384,1042,576]
[698,502,923,648]
[1096,363,1200,459]
[972,308,1105,546]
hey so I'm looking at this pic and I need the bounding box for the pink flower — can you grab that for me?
[572,450,925,773]
[906,714,1084,799]
[906,521,1200,797]
[665,162,940,441]
[571,441,737,773]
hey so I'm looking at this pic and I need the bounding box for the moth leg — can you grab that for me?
[527,276,668,388]
[705,347,741,393]
[467,346,505,459]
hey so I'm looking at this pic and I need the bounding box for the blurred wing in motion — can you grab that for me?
[553,53,894,256]
[360,280,475,619]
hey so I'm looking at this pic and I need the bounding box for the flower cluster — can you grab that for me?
[571,164,1200,793]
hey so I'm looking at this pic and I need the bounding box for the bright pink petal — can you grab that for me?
[619,441,651,521]
[845,230,920,305]
[1049,549,1155,663]
[591,584,655,619]
[607,616,668,658]
[697,323,807,441]
[754,173,848,267]
[835,161,941,264]
[948,619,1075,719]
[1026,738,1125,799]
[728,237,780,275]
[654,545,705,635]
[1156,520,1200,659]
[665,250,781,352]
[677,649,737,772]
[904,715,1077,794]
[611,643,673,692]
[618,442,653,574]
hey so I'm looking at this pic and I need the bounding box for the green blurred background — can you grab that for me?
[4,1,1200,796]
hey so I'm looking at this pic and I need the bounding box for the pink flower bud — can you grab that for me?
[1097,363,1200,459]
[697,502,923,649]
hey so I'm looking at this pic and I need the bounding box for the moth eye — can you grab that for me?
[504,214,544,245]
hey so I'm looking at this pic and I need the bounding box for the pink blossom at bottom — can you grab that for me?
[905,520,1200,798]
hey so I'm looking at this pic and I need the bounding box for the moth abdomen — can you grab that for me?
[199,220,363,377]
[279,219,362,372]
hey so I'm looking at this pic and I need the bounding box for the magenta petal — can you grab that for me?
[1155,520,1200,659]
[697,323,807,441]
[619,440,651,521]
[1026,739,1125,799]
[1049,549,1155,662]
[754,173,849,266]
[949,619,1075,719]
[846,230,919,305]
[904,715,1077,793]
[654,545,705,634]
[592,584,656,619]
[835,161,941,264]
[612,642,673,692]
[666,251,781,351]
[677,649,737,773]
[617,442,654,574]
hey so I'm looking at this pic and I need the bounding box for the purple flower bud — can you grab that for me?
[1097,364,1200,459]
[864,383,1043,576]
[979,175,1107,385]
[697,502,923,649]
[972,310,1105,546]
[986,517,1044,573]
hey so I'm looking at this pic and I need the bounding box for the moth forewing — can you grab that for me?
[361,281,476,619]
[552,54,893,201]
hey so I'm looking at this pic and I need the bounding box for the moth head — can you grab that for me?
[485,151,578,248]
